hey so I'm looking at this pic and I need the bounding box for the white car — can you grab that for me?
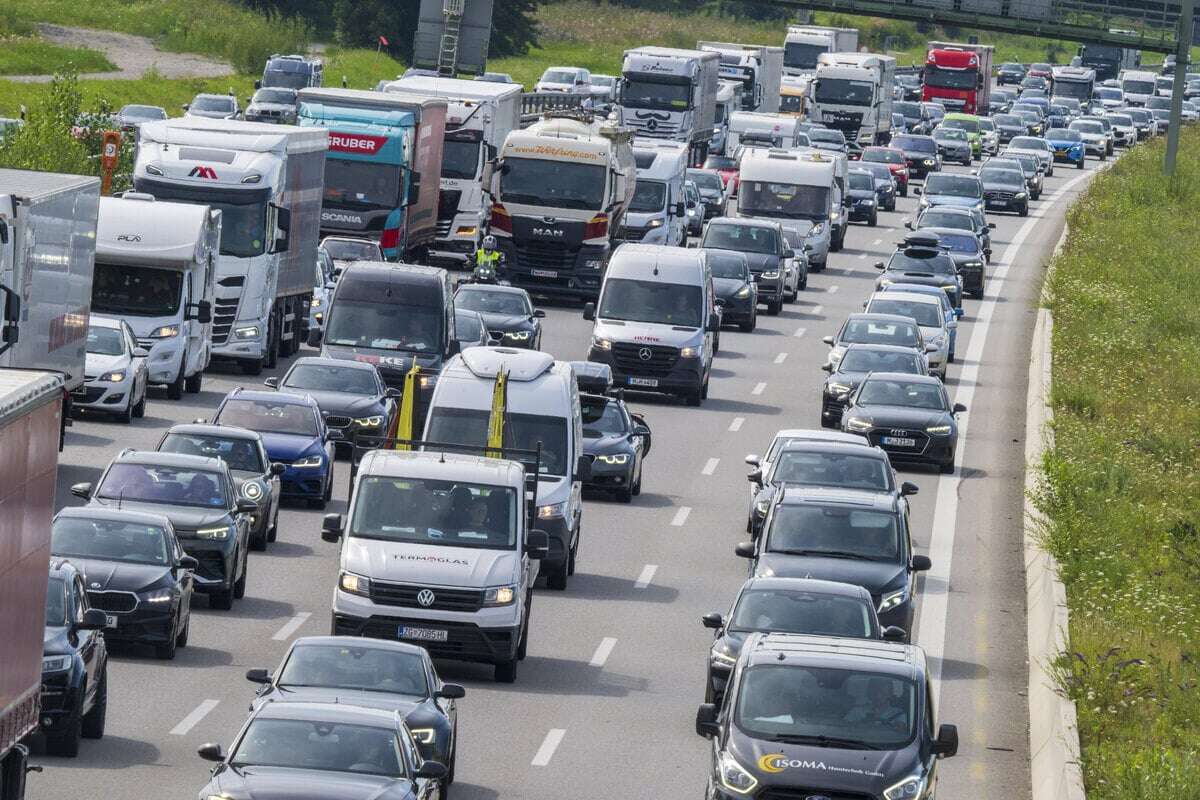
[1102,112,1138,147]
[743,429,870,528]
[76,318,150,423]
[184,93,240,120]
[534,66,592,94]
[1069,120,1109,159]
[1006,136,1055,176]
[308,247,336,336]
[976,118,1001,155]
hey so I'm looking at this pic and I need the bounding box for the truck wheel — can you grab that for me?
[494,659,517,683]
[81,671,107,739]
[166,365,185,400]
[184,370,203,394]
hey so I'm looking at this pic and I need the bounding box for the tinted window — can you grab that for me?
[441,139,481,180]
[979,168,1026,187]
[840,319,920,347]
[52,516,171,565]
[862,148,904,164]
[935,233,982,253]
[887,251,958,275]
[869,298,942,327]
[767,505,900,560]
[706,252,749,279]
[159,433,266,472]
[350,476,517,549]
[848,173,873,190]
[97,463,227,508]
[839,348,923,374]
[455,311,484,342]
[581,397,627,437]
[501,157,606,210]
[687,170,724,191]
[426,408,568,476]
[231,719,402,776]
[703,224,778,255]
[630,180,667,213]
[324,159,400,208]
[729,588,873,637]
[217,398,318,436]
[92,262,183,317]
[279,643,429,696]
[924,175,981,197]
[324,300,443,353]
[283,364,379,396]
[858,378,947,410]
[768,451,890,491]
[456,289,530,317]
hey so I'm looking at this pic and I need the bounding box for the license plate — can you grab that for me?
[398,626,448,642]
[531,269,558,278]
[882,436,917,448]
[628,377,659,387]
[104,615,118,628]
[1055,149,1067,155]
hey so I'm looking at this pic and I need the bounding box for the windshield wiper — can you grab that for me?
[772,548,867,560]
[768,734,883,750]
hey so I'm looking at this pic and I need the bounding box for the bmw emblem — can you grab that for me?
[638,347,653,361]
[90,582,100,589]
[417,589,436,607]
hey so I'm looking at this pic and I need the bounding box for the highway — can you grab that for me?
[33,150,1101,799]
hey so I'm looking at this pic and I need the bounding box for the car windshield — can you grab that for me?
[217,398,317,436]
[597,278,704,328]
[934,232,981,253]
[730,588,874,637]
[813,78,874,106]
[120,105,165,121]
[500,157,606,210]
[888,250,957,275]
[839,348,923,374]
[192,96,233,112]
[703,223,778,255]
[862,148,904,164]
[980,168,1026,187]
[45,577,66,626]
[283,365,379,396]
[159,433,265,472]
[707,252,748,279]
[848,173,873,191]
[808,128,845,145]
[455,289,530,317]
[279,643,429,696]
[841,319,920,347]
[1095,87,1123,100]
[91,262,183,317]
[869,298,942,327]
[942,117,978,133]
[858,378,947,410]
[1010,137,1045,150]
[704,155,736,170]
[738,180,828,219]
[858,163,893,182]
[323,239,381,261]
[52,516,171,566]
[230,718,402,776]
[767,504,900,561]
[924,175,980,197]
[97,463,227,509]
[255,89,296,105]
[977,119,996,132]
[86,326,125,356]
[891,136,936,154]
[687,170,724,191]
[581,397,627,437]
[629,180,667,213]
[916,210,971,231]
[994,114,1022,126]
[1106,114,1133,126]
[349,476,518,548]
[425,408,568,476]
[541,69,580,84]
[769,451,890,491]
[1071,121,1104,134]
[1047,129,1082,141]
[894,102,921,119]
[934,128,967,142]
[1122,78,1155,95]
[736,665,917,748]
[324,300,443,352]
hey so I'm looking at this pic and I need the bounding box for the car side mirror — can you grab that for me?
[933,723,960,757]
[925,342,939,352]
[533,309,546,318]
[744,454,760,467]
[416,761,448,781]
[900,481,919,497]
[197,743,224,763]
[133,347,150,358]
[386,387,403,398]
[321,513,343,542]
[263,377,279,389]
[913,187,922,195]
[270,462,286,476]
[746,468,763,484]
[236,498,258,514]
[575,455,592,482]
[181,104,190,111]
[582,302,596,321]
[912,555,933,571]
[245,668,271,684]
[178,555,200,571]
[821,362,833,373]
[254,80,262,90]
[822,335,835,345]
[526,529,550,560]
[882,626,907,642]
[436,683,466,700]
[874,261,886,270]
[695,703,720,738]
[903,220,913,230]
[70,482,92,500]
[734,541,755,559]
[953,402,967,413]
[701,612,724,629]
[77,608,107,631]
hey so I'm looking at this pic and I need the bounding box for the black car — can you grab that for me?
[875,233,964,309]
[40,559,109,756]
[918,226,988,299]
[246,636,464,779]
[267,357,399,453]
[978,165,1030,215]
[992,113,1029,143]
[72,451,255,610]
[579,384,651,502]
[820,343,930,428]
[845,170,879,226]
[998,150,1045,199]
[701,218,792,316]
[841,372,966,473]
[1021,74,1049,92]
[702,577,903,701]
[51,507,196,660]
[889,134,941,179]
[854,161,898,211]
[156,423,284,550]
[696,633,958,800]
[197,702,446,800]
[895,74,923,101]
[911,205,995,262]
[707,250,757,331]
[736,486,930,633]
[453,284,544,349]
[686,168,728,218]
[454,308,495,349]
[997,62,1027,85]
[822,313,929,374]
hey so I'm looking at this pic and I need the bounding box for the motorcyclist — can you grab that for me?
[472,235,503,283]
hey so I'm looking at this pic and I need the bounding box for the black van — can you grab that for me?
[696,632,958,800]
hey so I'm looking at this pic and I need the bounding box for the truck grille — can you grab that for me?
[436,190,462,237]
[212,297,240,345]
[86,591,138,613]
[625,119,682,138]
[369,581,485,612]
[513,240,578,272]
[612,342,679,376]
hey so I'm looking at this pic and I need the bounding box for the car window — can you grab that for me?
[456,289,531,317]
[767,505,901,561]
[159,433,266,473]
[45,576,67,626]
[839,348,924,374]
[729,588,874,637]
[858,378,947,410]
[52,516,171,566]
[348,477,518,550]
[924,175,981,197]
[581,396,628,437]
[769,450,890,491]
[218,398,318,436]
[230,719,402,777]
[868,298,942,327]
[283,365,380,396]
[97,463,228,509]
[841,319,920,348]
[703,223,779,255]
[86,326,126,356]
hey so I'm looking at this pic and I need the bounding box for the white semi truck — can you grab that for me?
[619,47,720,165]
[810,52,896,146]
[90,194,220,398]
[783,26,859,77]
[697,41,784,113]
[0,169,99,430]
[134,118,327,374]
[386,75,523,268]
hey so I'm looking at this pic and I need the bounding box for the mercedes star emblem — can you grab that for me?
[417,589,436,607]
[638,347,653,361]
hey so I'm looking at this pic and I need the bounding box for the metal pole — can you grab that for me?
[1164,0,1195,177]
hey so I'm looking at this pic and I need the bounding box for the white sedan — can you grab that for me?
[75,318,149,423]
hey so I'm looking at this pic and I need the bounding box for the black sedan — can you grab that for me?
[197,702,446,800]
[820,343,929,428]
[992,113,1029,144]
[267,357,399,452]
[997,62,1027,85]
[890,134,941,179]
[978,165,1030,215]
[453,283,544,349]
[51,507,196,659]
[875,233,964,309]
[246,636,464,779]
[708,250,757,331]
[841,372,966,473]
[580,390,651,502]
[686,168,728,218]
[845,170,879,226]
[701,577,902,701]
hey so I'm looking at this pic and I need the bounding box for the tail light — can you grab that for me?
[379,227,400,251]
[584,213,608,240]
[490,203,512,234]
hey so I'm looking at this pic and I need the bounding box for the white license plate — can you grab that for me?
[882,436,917,448]
[531,269,558,278]
[104,615,118,628]
[398,626,448,642]
[628,377,659,387]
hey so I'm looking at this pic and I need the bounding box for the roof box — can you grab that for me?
[570,361,612,395]
[460,347,555,381]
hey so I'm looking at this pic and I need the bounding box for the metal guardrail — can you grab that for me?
[520,92,586,122]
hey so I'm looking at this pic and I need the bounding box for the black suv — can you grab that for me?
[696,632,958,799]
[40,559,109,756]
[701,219,794,316]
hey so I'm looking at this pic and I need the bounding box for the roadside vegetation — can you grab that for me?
[1039,127,1200,799]
[0,12,114,76]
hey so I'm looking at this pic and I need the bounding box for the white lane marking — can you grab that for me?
[701,457,720,475]
[271,612,312,641]
[872,238,883,245]
[170,700,219,736]
[793,327,807,338]
[751,382,767,396]
[589,637,618,667]
[774,352,788,364]
[810,305,824,315]
[671,506,691,526]
[916,167,1097,707]
[827,285,840,294]
[531,729,566,766]
[728,416,745,432]
[858,253,867,260]
[884,227,895,232]
[634,564,658,588]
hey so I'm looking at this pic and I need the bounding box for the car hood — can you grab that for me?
[344,538,521,587]
[881,271,955,289]
[249,102,295,113]
[727,736,917,797]
[208,766,413,800]
[846,404,951,429]
[982,180,1026,192]
[84,352,126,377]
[582,433,633,456]
[259,431,324,460]
[754,552,906,594]
[71,558,173,594]
[713,277,750,298]
[291,390,382,418]
[474,312,533,332]
[259,686,424,718]
[848,188,876,200]
[592,319,703,349]
[88,497,232,530]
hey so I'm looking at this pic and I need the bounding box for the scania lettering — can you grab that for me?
[697,41,784,113]
[922,42,994,114]
[782,26,859,78]
[620,47,720,165]
[810,52,896,145]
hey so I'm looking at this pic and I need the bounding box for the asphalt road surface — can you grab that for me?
[32,150,1103,800]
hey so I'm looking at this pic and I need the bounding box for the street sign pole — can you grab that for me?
[1164,0,1195,177]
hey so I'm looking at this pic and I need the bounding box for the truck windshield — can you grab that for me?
[159,433,266,472]
[426,408,569,476]
[92,263,183,317]
[597,277,704,328]
[814,78,873,105]
[1122,79,1154,95]
[442,139,481,180]
[784,42,826,71]
[1054,81,1092,100]
[350,476,517,549]
[324,300,443,352]
[779,93,803,113]
[924,65,978,90]
[622,78,691,111]
[739,181,829,219]
[500,157,605,210]
[132,183,266,258]
[324,158,401,208]
[629,180,666,213]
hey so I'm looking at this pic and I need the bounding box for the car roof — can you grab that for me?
[770,429,869,446]
[870,290,942,306]
[744,633,924,676]
[844,312,920,326]
[708,216,780,231]
[775,440,888,459]
[88,316,125,330]
[54,505,174,529]
[164,422,263,442]
[288,635,430,658]
[777,485,899,510]
[251,700,400,727]
[916,226,977,239]
[742,576,875,600]
[287,356,378,373]
[114,449,228,472]
[225,388,317,407]
[455,283,529,297]
[864,370,943,385]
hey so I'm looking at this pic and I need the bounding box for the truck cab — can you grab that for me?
[697,42,784,113]
[812,52,897,145]
[622,139,690,247]
[922,42,994,115]
[709,80,741,156]
[619,47,720,165]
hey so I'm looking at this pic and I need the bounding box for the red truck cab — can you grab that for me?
[922,45,993,115]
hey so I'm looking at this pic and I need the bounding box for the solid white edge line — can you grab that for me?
[531,728,566,766]
[634,564,658,588]
[589,637,618,667]
[670,506,691,526]
[701,457,720,475]
[751,382,767,395]
[170,699,219,736]
[271,612,312,641]
[728,416,745,432]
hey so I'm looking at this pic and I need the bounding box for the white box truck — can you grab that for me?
[0,169,99,430]
[619,47,720,165]
[810,52,896,146]
[133,118,327,374]
[91,194,220,398]
[698,41,785,113]
[783,26,860,77]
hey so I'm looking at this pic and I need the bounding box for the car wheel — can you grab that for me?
[233,554,248,599]
[494,659,518,683]
[267,509,278,543]
[166,364,185,400]
[799,271,807,290]
[1019,204,1029,217]
[307,497,327,510]
[868,211,878,227]
[616,483,633,503]
[768,299,782,316]
[701,376,710,400]
[1100,151,1107,161]
[241,358,263,376]
[547,556,568,590]
[739,317,754,333]
[132,389,146,419]
[184,370,203,394]
[900,185,908,197]
[155,619,179,660]
[632,463,643,496]
[210,585,234,611]
[47,696,83,757]
[81,670,107,740]
[176,612,190,647]
[116,397,133,424]
[1077,158,1085,169]
[250,523,267,551]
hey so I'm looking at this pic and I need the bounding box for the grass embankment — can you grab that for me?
[1039,128,1200,798]
[0,10,114,76]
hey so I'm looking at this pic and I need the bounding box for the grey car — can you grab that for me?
[183,93,240,120]
[977,165,1030,216]
[997,151,1046,198]
[931,127,973,165]
[916,173,984,214]
[244,87,298,124]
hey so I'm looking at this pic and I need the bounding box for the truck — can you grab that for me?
[0,169,99,430]
[779,75,810,117]
[810,52,896,146]
[90,195,219,399]
[709,80,743,156]
[1079,34,1141,83]
[922,42,994,115]
[1050,66,1097,106]
[697,42,784,113]
[385,75,523,268]
[782,26,859,77]
[0,368,65,800]
[258,54,323,90]
[619,47,720,165]
[727,111,808,152]
[485,113,636,301]
[299,88,447,262]
[134,118,328,375]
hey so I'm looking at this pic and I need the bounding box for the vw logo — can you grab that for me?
[638,347,653,361]
[416,589,436,607]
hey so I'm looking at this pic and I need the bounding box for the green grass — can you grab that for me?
[0,36,115,76]
[1038,127,1200,799]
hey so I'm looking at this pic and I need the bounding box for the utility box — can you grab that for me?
[412,0,495,77]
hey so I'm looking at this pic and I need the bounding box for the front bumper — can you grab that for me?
[279,462,330,498]
[71,380,129,413]
[905,158,939,178]
[1051,146,1085,163]
[848,200,877,221]
[91,604,177,645]
[213,322,266,363]
[178,539,235,593]
[984,194,1027,212]
[38,672,81,732]
[588,347,704,397]
[584,457,636,491]
[718,294,755,323]
[141,335,186,384]
[958,264,985,293]
[860,427,956,468]
[498,241,608,300]
[754,277,784,303]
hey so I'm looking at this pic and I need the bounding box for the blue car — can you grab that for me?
[1044,127,1087,169]
[213,389,334,508]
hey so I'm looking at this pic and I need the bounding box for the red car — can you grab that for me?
[1027,62,1053,80]
[703,154,740,194]
[860,146,910,196]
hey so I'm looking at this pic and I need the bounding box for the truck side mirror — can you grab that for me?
[933,724,959,757]
[270,231,289,254]
[582,302,596,321]
[675,201,686,216]
[526,529,550,560]
[187,300,212,324]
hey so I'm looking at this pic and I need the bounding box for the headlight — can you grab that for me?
[1015,191,1028,199]
[538,502,566,519]
[240,481,264,501]
[596,453,629,464]
[879,277,895,287]
[103,370,127,383]
[310,297,321,307]
[760,271,780,279]
[42,655,70,672]
[196,525,232,540]
[754,498,770,516]
[941,284,959,291]
[352,416,384,428]
[734,285,751,298]
[292,455,323,468]
[647,218,664,228]
[139,587,173,603]
[884,773,927,800]
[710,643,737,667]
[339,571,371,597]
[679,346,700,359]
[809,222,825,236]
[845,418,872,432]
[420,375,435,389]
[504,330,532,340]
[409,728,436,744]
[923,158,935,165]
[827,382,852,396]
[717,751,758,795]
[149,325,179,339]
[926,423,953,435]
[483,585,517,606]
[963,261,984,269]
[879,587,909,613]
[591,336,612,351]
[235,326,261,340]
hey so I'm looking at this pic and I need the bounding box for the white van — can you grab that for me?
[424,348,586,591]
[737,148,845,270]
[727,110,807,151]
[1119,69,1157,106]
[621,139,690,247]
[583,244,718,406]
